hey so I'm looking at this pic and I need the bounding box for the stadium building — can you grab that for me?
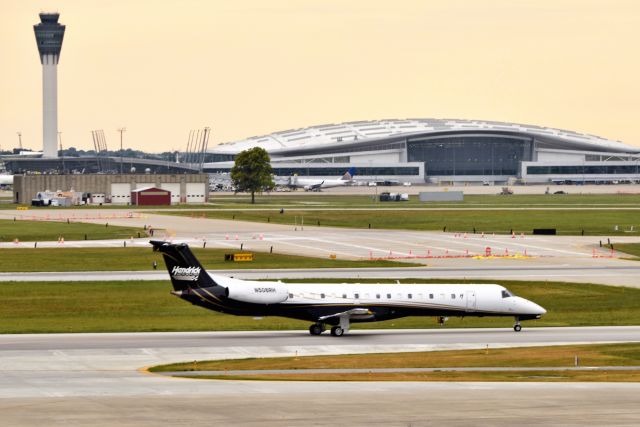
[204,119,640,185]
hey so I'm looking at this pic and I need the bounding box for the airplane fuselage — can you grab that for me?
[291,178,351,191]
[174,275,545,324]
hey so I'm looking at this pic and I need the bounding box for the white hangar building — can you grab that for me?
[204,118,640,184]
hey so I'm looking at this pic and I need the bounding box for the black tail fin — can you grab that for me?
[150,240,216,291]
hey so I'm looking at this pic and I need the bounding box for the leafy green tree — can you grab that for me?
[230,147,274,204]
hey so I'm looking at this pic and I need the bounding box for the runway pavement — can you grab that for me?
[2,385,639,427]
[1,327,640,426]
[2,264,640,287]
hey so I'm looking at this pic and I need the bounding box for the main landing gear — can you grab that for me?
[330,326,344,337]
[309,323,325,335]
[309,317,350,336]
[513,317,522,332]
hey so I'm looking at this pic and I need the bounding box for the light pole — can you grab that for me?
[58,131,65,173]
[117,127,126,174]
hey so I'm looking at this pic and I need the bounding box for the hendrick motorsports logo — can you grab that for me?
[171,266,201,281]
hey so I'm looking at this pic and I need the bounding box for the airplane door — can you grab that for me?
[466,290,476,312]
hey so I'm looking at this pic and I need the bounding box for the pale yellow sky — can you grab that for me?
[1,0,639,152]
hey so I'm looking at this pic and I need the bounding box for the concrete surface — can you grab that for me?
[1,328,640,426]
[2,264,640,287]
[2,386,640,427]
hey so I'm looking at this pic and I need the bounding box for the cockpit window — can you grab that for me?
[501,289,514,298]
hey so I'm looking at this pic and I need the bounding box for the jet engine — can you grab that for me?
[225,280,289,305]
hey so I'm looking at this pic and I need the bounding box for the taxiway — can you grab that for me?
[1,327,640,426]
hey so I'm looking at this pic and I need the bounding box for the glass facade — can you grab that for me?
[205,153,235,162]
[34,14,65,58]
[527,165,640,175]
[407,136,532,176]
[204,166,420,176]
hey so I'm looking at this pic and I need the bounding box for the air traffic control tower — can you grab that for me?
[34,12,65,158]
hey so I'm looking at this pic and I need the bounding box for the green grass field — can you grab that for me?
[177,370,640,382]
[0,219,146,242]
[151,342,640,371]
[159,208,639,235]
[207,193,640,208]
[1,279,639,333]
[151,343,640,382]
[610,243,640,259]
[0,247,409,272]
[151,191,640,235]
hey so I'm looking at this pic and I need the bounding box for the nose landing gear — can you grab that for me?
[513,317,522,332]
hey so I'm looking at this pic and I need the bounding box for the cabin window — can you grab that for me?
[460,293,464,299]
[429,293,434,299]
[354,293,359,299]
[376,294,380,299]
[342,294,347,299]
[289,293,294,299]
[320,293,325,299]
[451,293,456,299]
[387,293,391,299]
[408,293,412,299]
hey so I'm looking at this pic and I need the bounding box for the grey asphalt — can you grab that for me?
[2,264,640,287]
[2,327,640,426]
[2,386,639,427]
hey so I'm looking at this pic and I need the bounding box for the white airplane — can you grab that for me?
[288,167,355,191]
[152,241,546,336]
[0,175,13,186]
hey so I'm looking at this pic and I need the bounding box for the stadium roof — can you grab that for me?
[211,118,638,155]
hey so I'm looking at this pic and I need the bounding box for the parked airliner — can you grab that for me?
[288,167,355,191]
[152,241,546,336]
[0,174,13,186]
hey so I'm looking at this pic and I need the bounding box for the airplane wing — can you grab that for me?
[318,307,374,322]
[307,181,324,190]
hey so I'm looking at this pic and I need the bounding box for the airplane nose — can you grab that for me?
[519,297,546,316]
[531,301,546,316]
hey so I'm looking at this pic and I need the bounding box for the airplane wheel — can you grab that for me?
[513,324,522,332]
[330,326,344,337]
[309,324,323,335]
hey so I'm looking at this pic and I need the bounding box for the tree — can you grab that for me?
[230,147,274,204]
